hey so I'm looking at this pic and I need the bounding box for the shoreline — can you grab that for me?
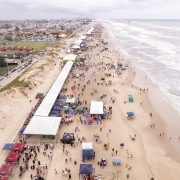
[104,25,180,159]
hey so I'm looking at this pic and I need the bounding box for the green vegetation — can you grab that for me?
[0,66,16,76]
[6,41,61,50]
[0,76,29,93]
[0,56,6,67]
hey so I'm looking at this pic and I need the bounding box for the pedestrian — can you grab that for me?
[159,133,161,137]
[109,129,111,133]
[169,137,172,142]
[162,133,164,138]
[111,151,114,156]
[131,154,133,159]
[125,163,129,168]
[100,127,102,132]
[68,174,71,180]
[69,157,72,162]
[74,159,77,165]
[127,173,129,179]
[65,158,68,163]
[116,150,118,155]
[55,169,57,174]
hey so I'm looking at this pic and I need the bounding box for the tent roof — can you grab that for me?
[74,39,83,45]
[2,143,14,151]
[66,97,76,103]
[0,164,14,175]
[71,45,80,49]
[63,54,77,61]
[5,152,20,163]
[23,116,61,135]
[82,149,94,158]
[20,126,27,133]
[0,177,9,180]
[63,133,74,140]
[82,142,93,150]
[11,143,25,151]
[79,164,93,174]
[80,36,86,40]
[90,101,103,114]
[127,112,135,116]
[35,61,73,116]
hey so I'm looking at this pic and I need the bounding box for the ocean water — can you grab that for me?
[102,20,180,115]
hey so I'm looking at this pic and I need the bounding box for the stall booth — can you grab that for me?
[82,143,94,161]
[79,164,93,180]
[0,164,14,177]
[90,101,103,115]
[126,112,135,120]
[61,133,75,144]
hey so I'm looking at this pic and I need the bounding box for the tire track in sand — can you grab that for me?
[106,88,154,179]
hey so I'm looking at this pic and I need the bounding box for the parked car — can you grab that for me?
[4,73,8,77]
[0,76,3,81]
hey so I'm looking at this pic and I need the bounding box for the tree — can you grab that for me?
[0,56,6,67]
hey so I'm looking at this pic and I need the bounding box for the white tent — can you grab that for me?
[82,142,93,150]
[90,101,103,114]
[66,97,76,104]
[23,116,61,135]
[74,39,83,45]
[34,61,73,116]
[71,45,80,49]
[63,54,77,62]
[80,36,86,40]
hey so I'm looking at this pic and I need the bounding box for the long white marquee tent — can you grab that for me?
[90,101,103,114]
[23,116,61,135]
[34,61,73,117]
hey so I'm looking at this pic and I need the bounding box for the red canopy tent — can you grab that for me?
[11,143,25,152]
[0,177,9,180]
[0,164,14,176]
[5,152,20,163]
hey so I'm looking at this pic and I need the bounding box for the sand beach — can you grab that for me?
[0,23,180,180]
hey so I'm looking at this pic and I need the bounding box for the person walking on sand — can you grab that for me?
[116,150,118,155]
[100,127,102,132]
[111,151,114,156]
[169,137,172,142]
[127,174,129,179]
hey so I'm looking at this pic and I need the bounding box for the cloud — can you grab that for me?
[0,0,179,19]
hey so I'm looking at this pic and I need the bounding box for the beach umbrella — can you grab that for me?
[113,157,121,164]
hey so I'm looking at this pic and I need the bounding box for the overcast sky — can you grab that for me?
[0,0,179,20]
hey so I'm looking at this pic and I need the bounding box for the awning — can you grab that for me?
[90,101,103,114]
[34,61,73,116]
[0,164,14,175]
[20,126,27,133]
[63,54,77,62]
[82,142,93,150]
[5,152,20,163]
[79,164,93,174]
[82,149,94,158]
[2,144,14,151]
[11,143,25,151]
[23,116,61,135]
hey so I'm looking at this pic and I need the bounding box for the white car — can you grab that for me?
[0,76,4,81]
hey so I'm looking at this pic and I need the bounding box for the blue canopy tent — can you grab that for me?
[20,126,27,133]
[117,62,122,67]
[52,106,62,111]
[82,149,94,158]
[59,95,66,99]
[127,112,135,116]
[49,114,58,117]
[79,164,93,175]
[2,143,14,151]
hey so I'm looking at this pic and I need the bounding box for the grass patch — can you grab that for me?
[0,76,29,93]
[6,41,61,50]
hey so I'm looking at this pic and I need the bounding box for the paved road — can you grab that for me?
[0,53,47,89]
